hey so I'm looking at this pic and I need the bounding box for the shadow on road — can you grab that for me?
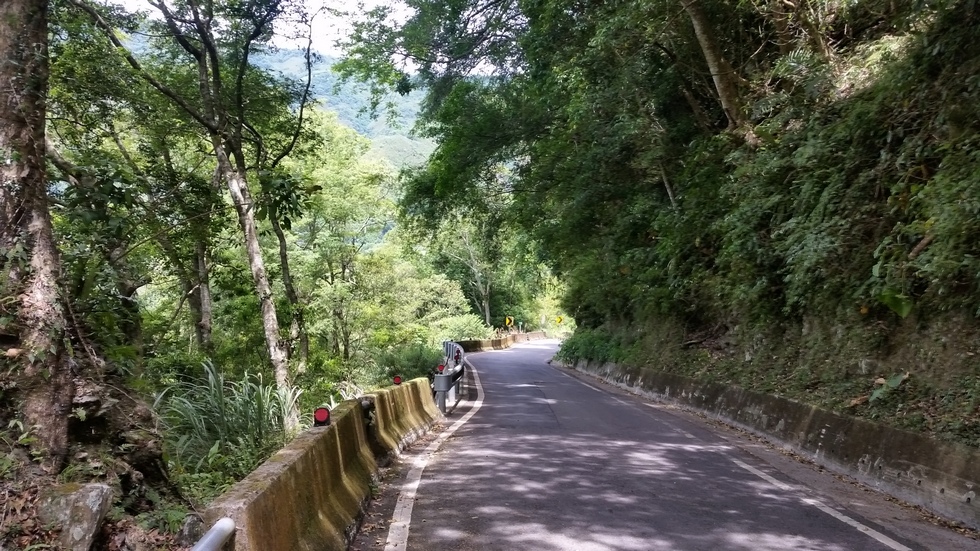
[409,346,904,551]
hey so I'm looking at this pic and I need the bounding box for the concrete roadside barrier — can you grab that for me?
[204,378,443,551]
[458,331,549,352]
[363,378,442,463]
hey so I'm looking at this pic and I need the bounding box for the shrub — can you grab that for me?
[369,343,444,386]
[430,314,495,342]
[556,328,629,364]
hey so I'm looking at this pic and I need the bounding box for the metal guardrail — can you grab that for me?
[192,517,235,551]
[435,341,466,414]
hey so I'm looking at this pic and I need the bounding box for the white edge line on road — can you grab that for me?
[559,370,603,393]
[550,364,623,398]
[731,459,912,551]
[384,361,485,551]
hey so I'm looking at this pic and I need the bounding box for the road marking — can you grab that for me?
[731,459,912,551]
[549,365,639,409]
[384,361,485,551]
[553,368,604,392]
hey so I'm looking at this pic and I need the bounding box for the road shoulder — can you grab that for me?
[549,360,980,551]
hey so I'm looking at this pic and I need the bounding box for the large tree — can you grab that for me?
[0,0,74,469]
[71,0,315,408]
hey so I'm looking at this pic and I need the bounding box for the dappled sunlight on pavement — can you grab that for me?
[386,342,930,551]
[412,417,878,549]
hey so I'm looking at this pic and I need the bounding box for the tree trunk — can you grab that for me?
[660,164,679,209]
[342,324,352,362]
[792,0,833,60]
[156,234,210,354]
[680,0,746,129]
[271,216,308,371]
[70,0,297,430]
[451,222,494,326]
[212,142,290,390]
[105,243,144,362]
[331,310,342,357]
[770,0,795,55]
[0,0,74,469]
[475,274,492,327]
[193,239,213,355]
[654,42,715,131]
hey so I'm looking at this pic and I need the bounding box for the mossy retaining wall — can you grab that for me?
[204,378,441,551]
[571,360,980,529]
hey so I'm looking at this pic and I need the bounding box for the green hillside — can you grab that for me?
[256,49,435,166]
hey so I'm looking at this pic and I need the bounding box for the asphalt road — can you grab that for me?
[376,341,978,551]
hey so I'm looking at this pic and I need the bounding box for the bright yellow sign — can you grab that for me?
[556,316,563,324]
[505,316,514,326]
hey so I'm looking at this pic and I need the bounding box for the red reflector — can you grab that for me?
[393,376,402,385]
[437,364,445,372]
[313,407,330,425]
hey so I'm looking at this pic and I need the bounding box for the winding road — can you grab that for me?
[362,340,977,551]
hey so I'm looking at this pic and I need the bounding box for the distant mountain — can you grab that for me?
[256,49,436,167]
[255,50,431,150]
[366,134,437,169]
[118,29,435,166]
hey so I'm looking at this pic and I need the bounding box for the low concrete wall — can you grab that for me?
[572,360,980,529]
[458,331,548,352]
[204,378,441,551]
[364,378,442,462]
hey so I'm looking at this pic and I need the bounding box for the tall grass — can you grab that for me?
[155,362,302,505]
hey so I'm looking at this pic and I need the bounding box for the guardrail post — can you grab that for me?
[433,373,452,414]
[433,341,466,414]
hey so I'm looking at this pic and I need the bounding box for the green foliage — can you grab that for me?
[430,314,495,342]
[31,0,980,525]
[370,344,444,385]
[556,328,632,365]
[334,0,980,448]
[341,0,980,332]
[870,372,910,403]
[156,363,301,507]
[292,354,349,414]
[0,453,17,480]
[877,289,914,318]
[134,501,189,534]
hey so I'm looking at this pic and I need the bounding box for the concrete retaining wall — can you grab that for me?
[204,378,441,551]
[572,360,980,529]
[458,331,548,352]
